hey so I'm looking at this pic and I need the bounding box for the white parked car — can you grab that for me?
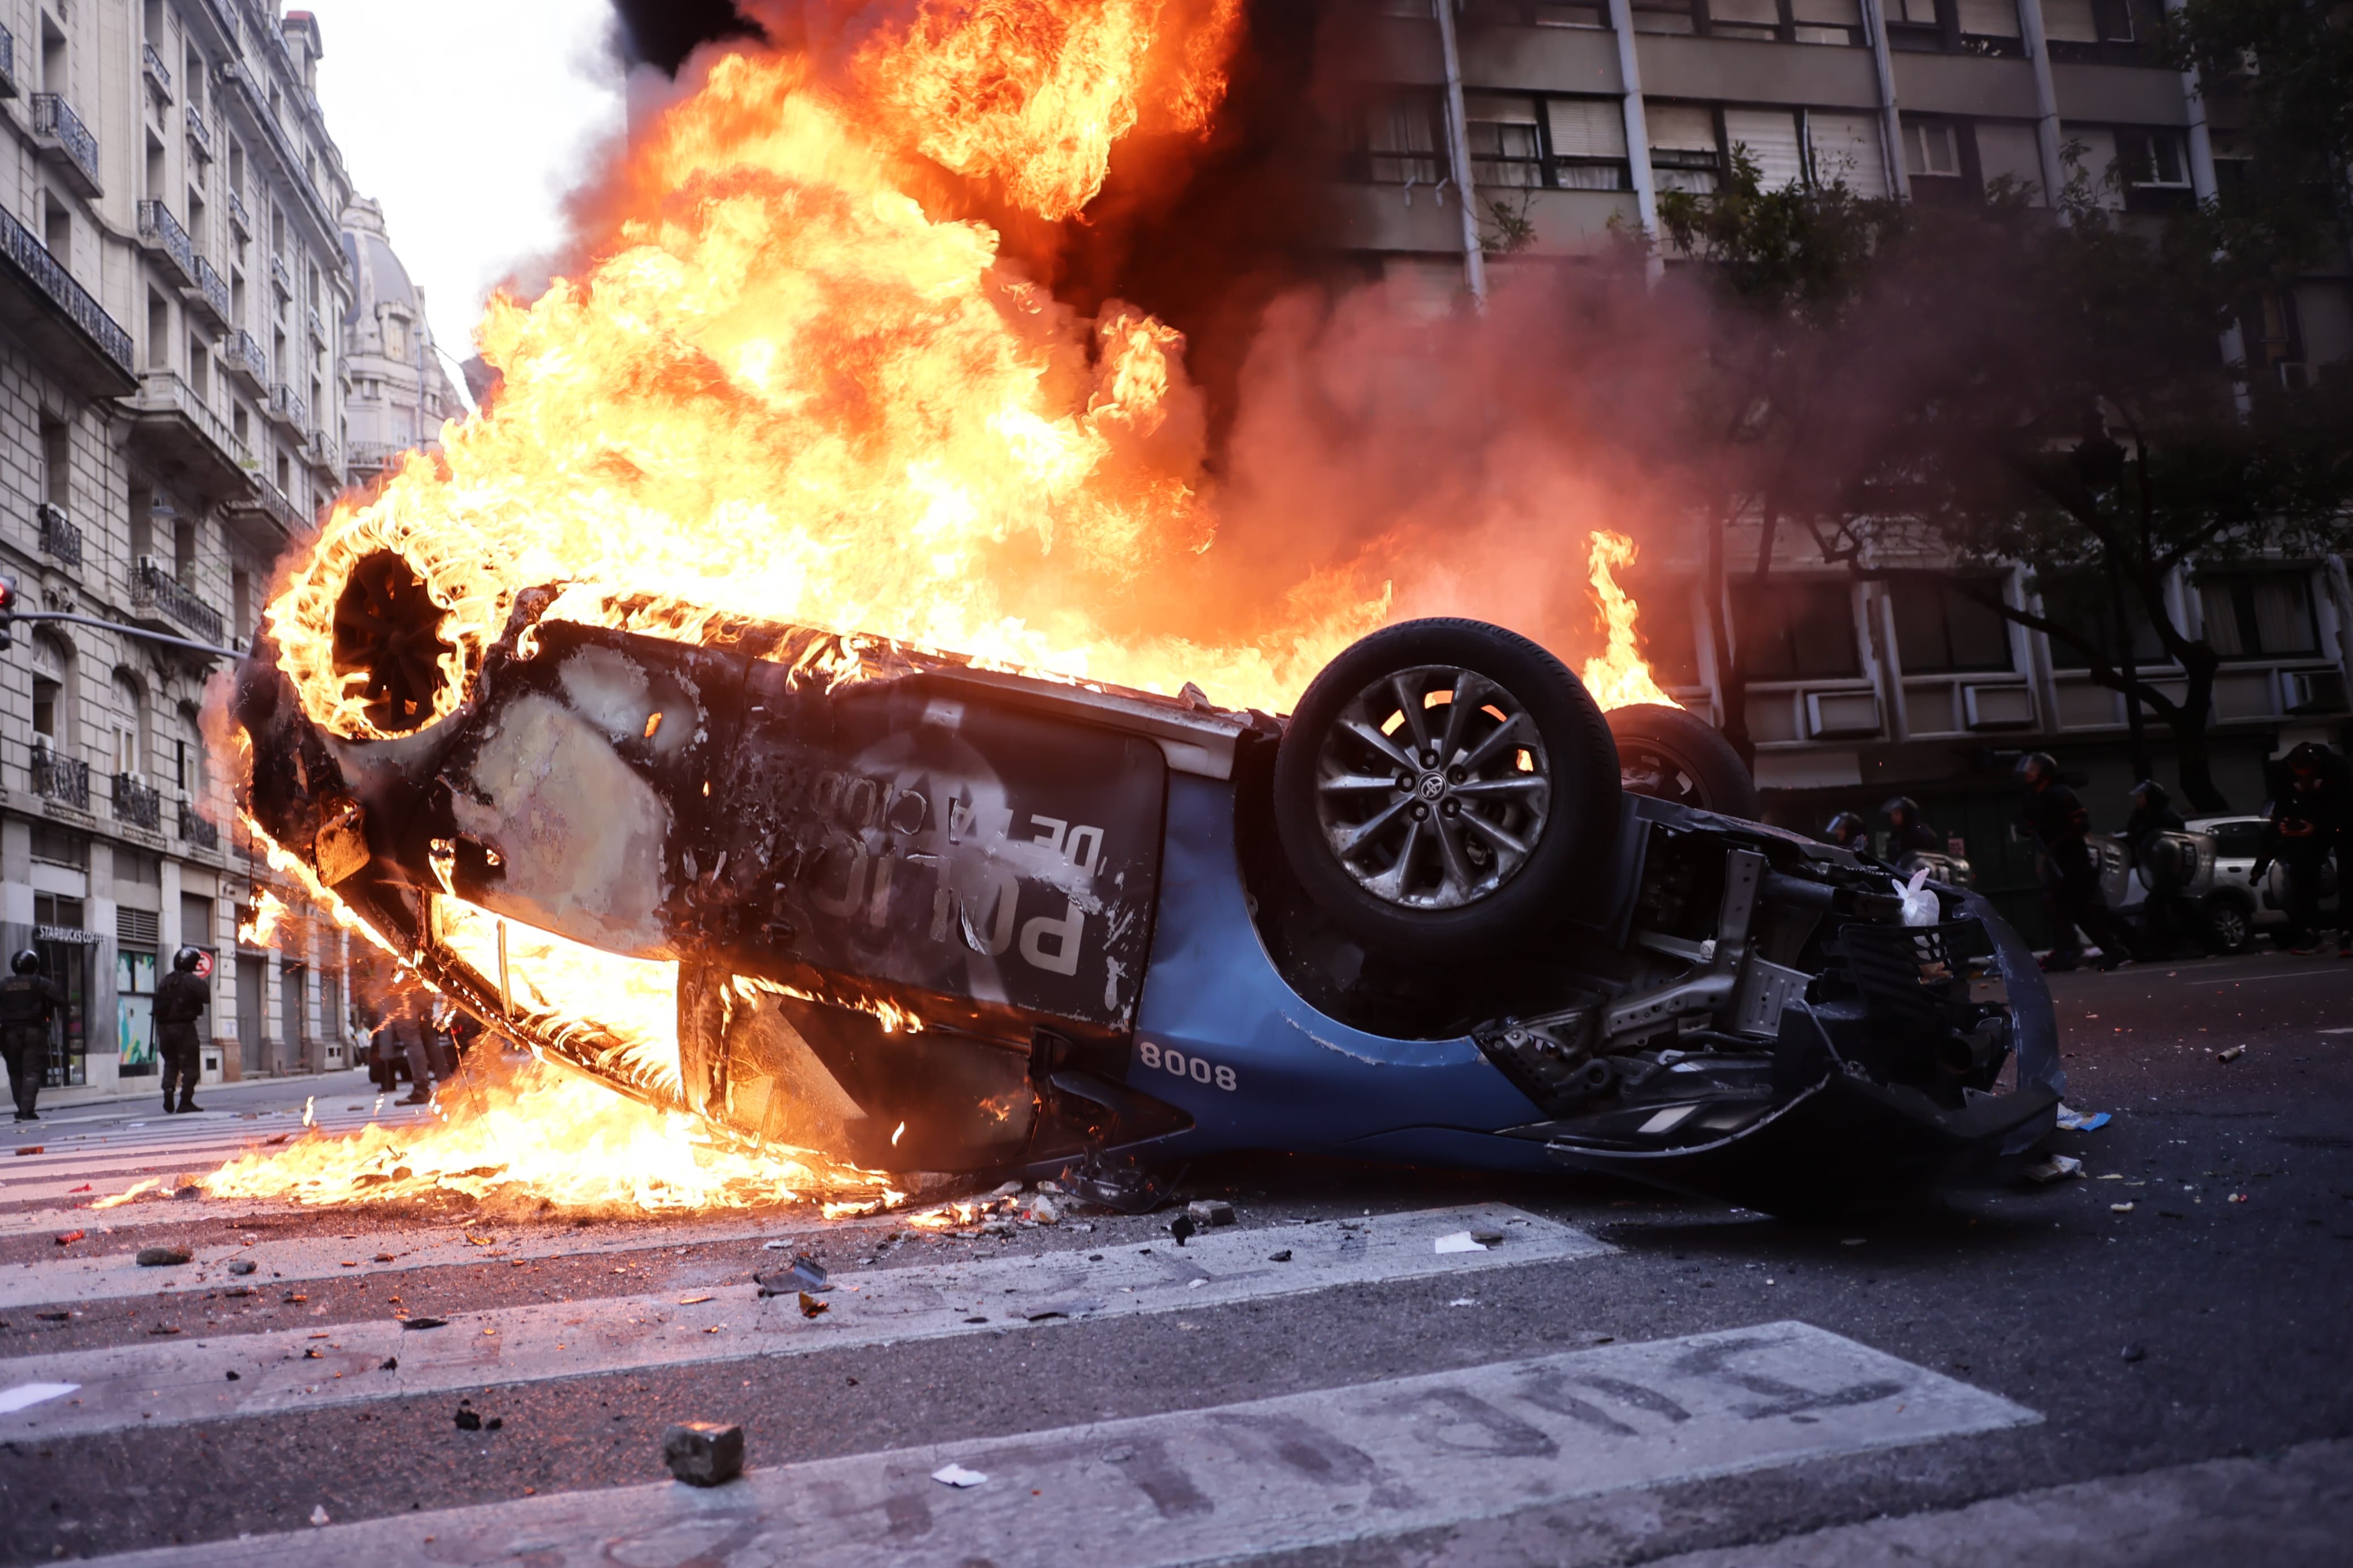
[2104,814,2337,954]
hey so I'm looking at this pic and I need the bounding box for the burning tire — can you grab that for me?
[330,550,453,735]
[1272,619,1622,960]
[1606,703,1759,822]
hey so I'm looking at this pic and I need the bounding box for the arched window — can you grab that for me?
[111,669,147,779]
[31,632,74,751]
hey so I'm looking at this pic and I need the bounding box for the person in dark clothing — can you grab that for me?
[1823,811,1869,852]
[2018,753,2132,970]
[0,950,67,1121]
[1881,796,1942,856]
[2252,742,2353,955]
[152,948,212,1115]
[2122,780,2191,957]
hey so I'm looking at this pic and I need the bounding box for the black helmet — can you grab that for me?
[1824,811,1867,845]
[10,950,38,977]
[2287,741,2330,771]
[2129,779,2169,809]
[1880,796,1920,822]
[2018,751,2058,783]
[171,946,205,974]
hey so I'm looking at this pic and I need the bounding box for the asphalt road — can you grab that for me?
[1,949,2348,1565]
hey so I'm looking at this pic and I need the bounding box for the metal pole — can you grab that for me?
[9,611,247,661]
[1858,0,1911,200]
[1604,0,1664,279]
[1432,0,1489,306]
[2163,0,2251,414]
[2014,0,2068,212]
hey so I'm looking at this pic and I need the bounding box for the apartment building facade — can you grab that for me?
[0,0,358,1096]
[340,193,460,488]
[1323,0,2353,920]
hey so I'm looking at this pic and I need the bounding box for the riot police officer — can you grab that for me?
[0,951,66,1121]
[1823,811,1869,852]
[152,948,212,1115]
[1881,796,1942,856]
[2018,753,2131,970]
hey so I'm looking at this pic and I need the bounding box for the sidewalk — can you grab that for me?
[35,1066,377,1116]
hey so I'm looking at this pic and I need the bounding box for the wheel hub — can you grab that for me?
[1311,664,1553,912]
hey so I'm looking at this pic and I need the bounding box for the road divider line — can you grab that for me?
[73,1320,2039,1568]
[0,1203,1606,1440]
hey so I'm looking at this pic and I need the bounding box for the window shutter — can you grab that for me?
[1975,122,2045,197]
[1807,112,1887,196]
[118,908,160,948]
[1545,98,1627,159]
[1722,108,1807,189]
[1647,103,1719,154]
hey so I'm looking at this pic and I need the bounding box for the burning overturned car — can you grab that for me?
[234,557,2063,1217]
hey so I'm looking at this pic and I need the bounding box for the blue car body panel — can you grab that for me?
[1125,775,1549,1167]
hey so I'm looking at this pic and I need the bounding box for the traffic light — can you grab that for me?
[0,574,16,650]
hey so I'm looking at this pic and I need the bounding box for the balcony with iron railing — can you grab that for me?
[228,328,269,389]
[32,744,90,809]
[30,94,101,197]
[307,305,326,344]
[0,204,135,394]
[114,772,163,830]
[269,253,292,297]
[226,467,304,538]
[229,187,251,237]
[36,503,81,565]
[184,102,213,161]
[269,381,307,430]
[136,200,197,288]
[141,42,173,101]
[124,370,252,500]
[189,253,230,327]
[178,798,219,850]
[0,23,17,99]
[306,429,339,474]
[129,558,227,646]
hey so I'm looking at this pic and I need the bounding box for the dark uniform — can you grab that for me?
[2122,781,2189,957]
[387,992,435,1104]
[2256,744,2353,953]
[152,965,211,1113]
[2019,766,2130,969]
[1882,797,1942,856]
[0,962,67,1120]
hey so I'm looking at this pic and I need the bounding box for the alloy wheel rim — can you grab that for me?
[1311,664,1551,911]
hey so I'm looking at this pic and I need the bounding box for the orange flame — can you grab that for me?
[237,888,290,948]
[1580,530,1684,712]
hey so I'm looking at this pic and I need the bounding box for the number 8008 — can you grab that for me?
[1137,1040,1237,1092]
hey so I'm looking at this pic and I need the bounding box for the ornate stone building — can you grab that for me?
[0,0,356,1096]
[339,193,460,487]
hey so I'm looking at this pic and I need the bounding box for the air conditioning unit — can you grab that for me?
[1804,689,1882,740]
[2281,668,2348,714]
[1963,683,2037,731]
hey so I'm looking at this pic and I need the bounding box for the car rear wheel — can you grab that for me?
[1272,619,1622,961]
[1605,703,1759,821]
[2203,894,2253,955]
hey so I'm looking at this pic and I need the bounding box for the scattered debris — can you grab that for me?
[798,1291,830,1320]
[2110,1202,2135,1214]
[149,1325,183,1336]
[662,1422,745,1486]
[1020,1299,1105,1322]
[1169,1213,1196,1247]
[2055,1106,2112,1132]
[2217,1046,2247,1064]
[136,1245,193,1267]
[35,1312,69,1323]
[14,1146,41,1156]
[676,1295,714,1306]
[931,1463,988,1488]
[1434,1232,1488,1255]
[400,1317,447,1331]
[755,1256,830,1297]
[1469,1229,1505,1245]
[1186,1199,1236,1227]
[1447,1298,1479,1307]
[1268,1250,1292,1263]
[227,1260,257,1276]
[225,1371,240,1381]
[374,1254,395,1263]
[379,1358,398,1372]
[53,1230,83,1247]
[1020,1195,1061,1225]
[455,1407,482,1431]
[1063,1155,1173,1215]
[2228,1193,2249,1204]
[309,1505,330,1527]
[2122,1344,2146,1363]
[2024,1154,2084,1185]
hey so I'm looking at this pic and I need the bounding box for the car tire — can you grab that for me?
[2202,894,2253,955]
[1273,619,1623,961]
[1606,703,1760,822]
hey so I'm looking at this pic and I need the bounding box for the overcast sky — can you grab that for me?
[300,1,630,385]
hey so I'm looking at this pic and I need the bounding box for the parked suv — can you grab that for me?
[2104,814,2337,954]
